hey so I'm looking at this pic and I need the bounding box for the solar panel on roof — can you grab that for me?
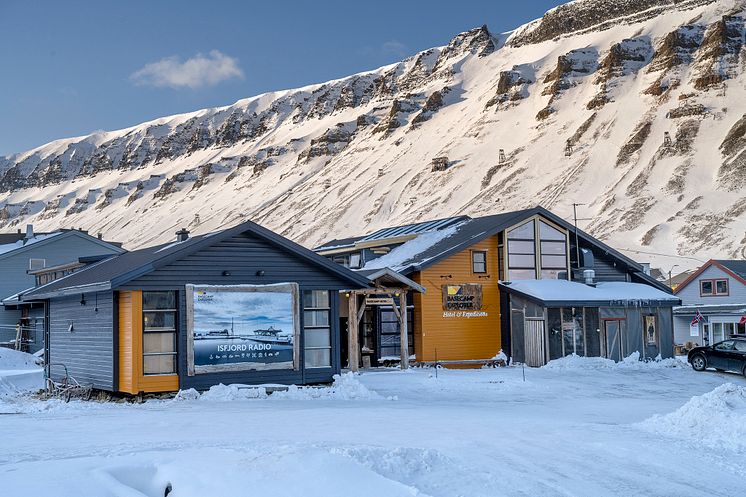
[360,215,468,242]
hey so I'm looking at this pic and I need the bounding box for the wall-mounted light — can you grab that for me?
[222,270,231,277]
[344,292,350,298]
[68,321,74,332]
[256,270,265,277]
[80,294,86,306]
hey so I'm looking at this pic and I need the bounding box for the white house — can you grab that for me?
[672,260,746,347]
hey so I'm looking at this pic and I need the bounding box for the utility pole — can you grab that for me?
[668,267,677,288]
[572,203,584,269]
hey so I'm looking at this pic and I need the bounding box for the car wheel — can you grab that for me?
[691,354,707,371]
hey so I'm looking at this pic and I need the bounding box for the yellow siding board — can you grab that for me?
[118,290,179,394]
[413,236,501,362]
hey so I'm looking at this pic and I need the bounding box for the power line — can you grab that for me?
[614,247,705,263]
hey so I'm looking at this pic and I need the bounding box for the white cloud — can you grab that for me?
[379,40,409,58]
[130,50,244,89]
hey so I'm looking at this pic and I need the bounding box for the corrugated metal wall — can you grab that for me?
[48,292,114,390]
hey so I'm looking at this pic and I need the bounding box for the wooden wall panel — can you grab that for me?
[118,290,178,394]
[414,236,501,362]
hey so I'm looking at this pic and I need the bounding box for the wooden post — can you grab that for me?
[399,291,409,370]
[347,292,360,372]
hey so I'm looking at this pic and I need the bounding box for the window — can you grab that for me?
[735,341,746,352]
[472,251,487,273]
[700,279,729,296]
[507,220,536,280]
[538,221,567,280]
[505,218,568,280]
[142,291,177,375]
[714,340,735,351]
[303,290,331,368]
[349,252,362,269]
[332,255,350,268]
[29,258,46,270]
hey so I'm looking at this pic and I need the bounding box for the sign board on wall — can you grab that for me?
[690,322,699,337]
[185,283,300,375]
[441,284,483,311]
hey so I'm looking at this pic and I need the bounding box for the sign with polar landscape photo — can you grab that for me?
[186,283,300,374]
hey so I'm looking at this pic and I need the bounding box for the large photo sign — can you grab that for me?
[186,283,300,375]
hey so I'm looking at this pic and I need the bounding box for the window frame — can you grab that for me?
[471,250,487,274]
[303,290,332,369]
[141,291,178,376]
[503,216,570,281]
[700,278,729,297]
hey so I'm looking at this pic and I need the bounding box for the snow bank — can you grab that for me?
[0,347,44,397]
[542,352,684,371]
[637,383,746,452]
[0,347,43,369]
[174,373,383,402]
[272,373,383,401]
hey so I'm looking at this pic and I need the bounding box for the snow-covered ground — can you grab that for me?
[1,356,745,496]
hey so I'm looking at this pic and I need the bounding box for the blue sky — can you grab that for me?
[0,0,564,156]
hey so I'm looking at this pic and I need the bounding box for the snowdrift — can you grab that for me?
[542,351,684,370]
[637,383,746,452]
[173,373,383,402]
[0,347,44,397]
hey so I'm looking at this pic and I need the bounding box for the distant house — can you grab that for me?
[672,260,746,346]
[0,225,124,352]
[315,207,679,368]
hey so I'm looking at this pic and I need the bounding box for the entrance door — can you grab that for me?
[524,318,546,367]
[604,320,623,362]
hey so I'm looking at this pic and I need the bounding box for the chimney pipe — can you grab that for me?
[97,232,103,240]
[175,228,190,242]
[25,224,33,240]
[583,269,595,286]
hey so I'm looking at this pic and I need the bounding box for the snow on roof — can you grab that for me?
[0,232,62,256]
[361,224,461,271]
[505,279,678,303]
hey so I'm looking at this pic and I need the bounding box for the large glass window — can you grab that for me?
[142,291,177,375]
[506,218,568,280]
[507,220,536,280]
[538,221,567,279]
[303,290,331,368]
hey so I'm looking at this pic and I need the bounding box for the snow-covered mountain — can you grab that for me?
[1,0,745,271]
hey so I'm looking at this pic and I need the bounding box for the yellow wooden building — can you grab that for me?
[315,207,674,367]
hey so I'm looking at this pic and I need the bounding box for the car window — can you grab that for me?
[734,341,746,352]
[714,341,735,351]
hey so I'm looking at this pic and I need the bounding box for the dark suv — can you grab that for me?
[688,338,746,377]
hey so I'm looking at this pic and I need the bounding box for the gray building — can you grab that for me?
[673,260,746,347]
[0,225,124,352]
[21,221,370,394]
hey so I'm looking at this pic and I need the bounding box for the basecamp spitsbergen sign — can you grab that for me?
[186,283,300,375]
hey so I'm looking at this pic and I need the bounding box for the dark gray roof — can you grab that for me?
[313,206,671,292]
[716,260,746,280]
[314,235,368,251]
[23,220,371,299]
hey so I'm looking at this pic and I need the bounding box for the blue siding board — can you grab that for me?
[48,292,114,390]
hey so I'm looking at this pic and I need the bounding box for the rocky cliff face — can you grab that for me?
[1,0,745,268]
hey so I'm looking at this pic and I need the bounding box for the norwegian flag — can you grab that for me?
[740,315,746,326]
[691,310,706,326]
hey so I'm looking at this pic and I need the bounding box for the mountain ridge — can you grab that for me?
[1,0,745,271]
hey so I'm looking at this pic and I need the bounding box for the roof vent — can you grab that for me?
[583,269,595,286]
[175,228,190,242]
